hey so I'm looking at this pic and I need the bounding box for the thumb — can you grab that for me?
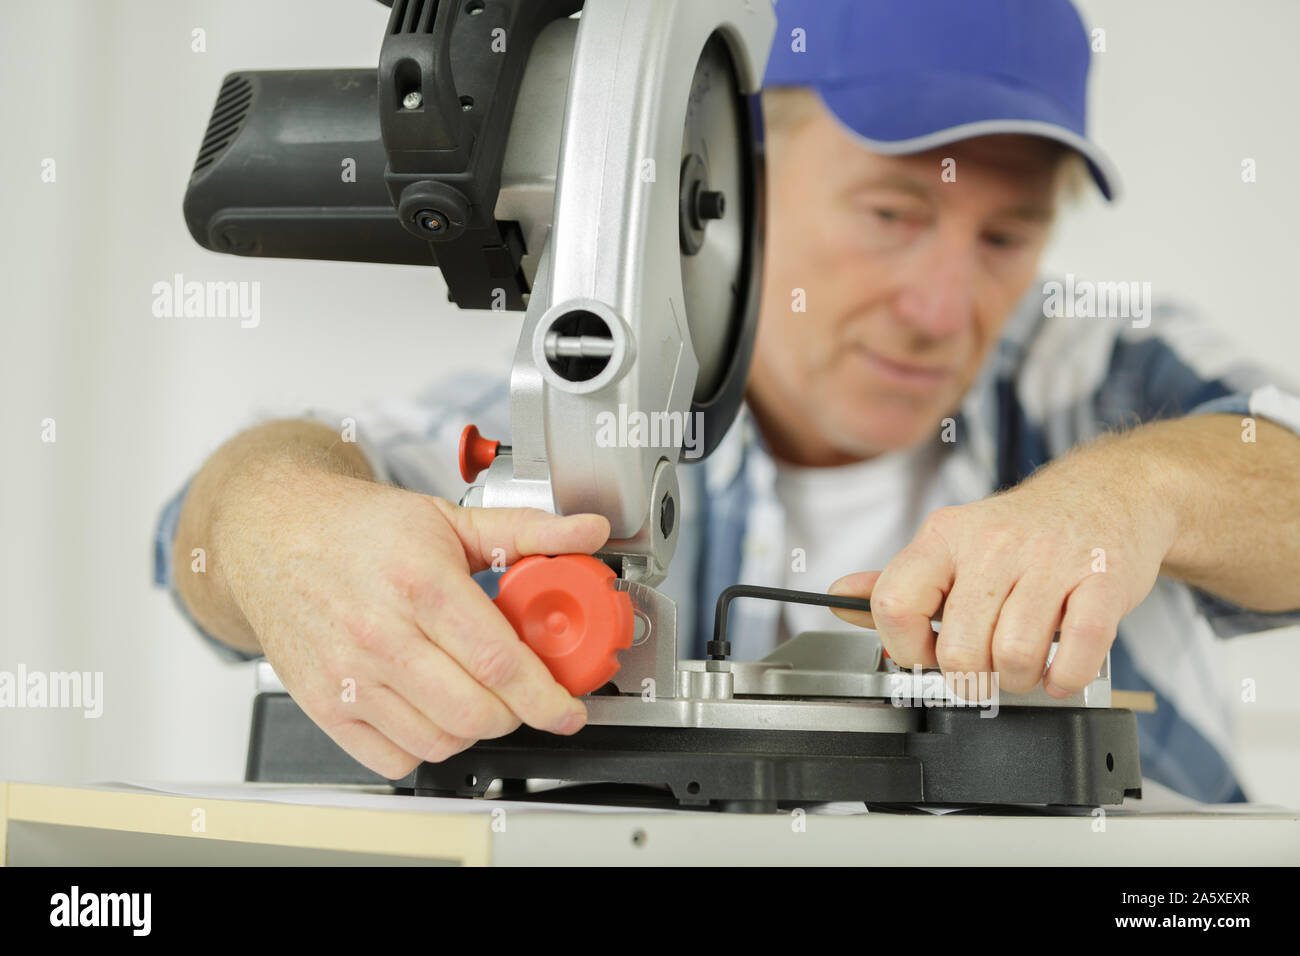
[434,500,612,572]
[827,570,882,629]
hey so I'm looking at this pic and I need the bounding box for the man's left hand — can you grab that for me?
[829,439,1177,697]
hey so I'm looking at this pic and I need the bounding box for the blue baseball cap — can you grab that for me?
[763,0,1119,200]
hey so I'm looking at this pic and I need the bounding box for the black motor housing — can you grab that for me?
[183,69,434,268]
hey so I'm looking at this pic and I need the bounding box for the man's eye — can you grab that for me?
[873,208,903,223]
[983,231,1025,249]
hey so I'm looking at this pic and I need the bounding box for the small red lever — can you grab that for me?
[459,424,500,482]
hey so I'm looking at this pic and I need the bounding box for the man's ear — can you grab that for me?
[1055,149,1091,208]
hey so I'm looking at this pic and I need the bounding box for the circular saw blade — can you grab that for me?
[678,33,764,456]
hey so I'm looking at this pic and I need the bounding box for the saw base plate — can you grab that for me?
[245,692,1142,812]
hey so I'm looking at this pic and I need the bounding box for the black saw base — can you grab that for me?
[246,692,1142,812]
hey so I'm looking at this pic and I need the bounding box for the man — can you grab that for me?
[155,0,1300,801]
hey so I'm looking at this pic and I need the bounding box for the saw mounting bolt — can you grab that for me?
[414,208,447,233]
[402,90,423,110]
[696,189,726,221]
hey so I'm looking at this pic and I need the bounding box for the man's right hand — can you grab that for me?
[179,425,610,780]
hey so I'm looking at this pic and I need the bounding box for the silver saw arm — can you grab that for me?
[463,0,775,593]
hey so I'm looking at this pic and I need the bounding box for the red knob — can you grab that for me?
[459,424,500,483]
[493,554,634,696]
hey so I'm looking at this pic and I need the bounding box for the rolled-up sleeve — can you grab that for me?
[1107,305,1300,636]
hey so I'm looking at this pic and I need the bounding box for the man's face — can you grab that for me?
[747,96,1065,466]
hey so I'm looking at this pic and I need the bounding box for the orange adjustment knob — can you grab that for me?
[459,424,500,483]
[492,554,634,696]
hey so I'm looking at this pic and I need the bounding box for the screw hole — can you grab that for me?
[686,781,700,795]
[1105,753,1114,773]
[465,774,478,787]
[460,95,474,112]
[466,0,485,14]
[660,493,675,539]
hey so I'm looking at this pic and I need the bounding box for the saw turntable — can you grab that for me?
[184,0,1143,812]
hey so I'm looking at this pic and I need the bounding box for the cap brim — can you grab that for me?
[814,72,1121,201]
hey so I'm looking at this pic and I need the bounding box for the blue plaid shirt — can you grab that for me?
[155,279,1300,804]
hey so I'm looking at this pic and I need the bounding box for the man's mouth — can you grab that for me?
[852,345,955,388]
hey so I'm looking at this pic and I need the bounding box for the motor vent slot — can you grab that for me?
[191,75,253,177]
[390,0,439,34]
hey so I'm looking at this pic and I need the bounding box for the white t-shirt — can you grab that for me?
[772,439,954,644]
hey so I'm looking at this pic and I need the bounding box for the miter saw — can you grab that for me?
[185,0,1142,812]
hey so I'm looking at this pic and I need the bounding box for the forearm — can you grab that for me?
[172,419,375,654]
[1070,414,1300,612]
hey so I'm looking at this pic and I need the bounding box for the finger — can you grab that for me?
[990,575,1064,694]
[934,563,1012,679]
[325,717,422,781]
[1046,573,1123,697]
[827,571,881,628]
[869,533,955,668]
[412,577,589,736]
[363,683,477,764]
[383,630,522,740]
[433,499,611,572]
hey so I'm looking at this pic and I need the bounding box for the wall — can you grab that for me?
[2,0,1296,804]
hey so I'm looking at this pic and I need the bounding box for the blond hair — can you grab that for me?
[762,85,1094,206]
[761,86,821,143]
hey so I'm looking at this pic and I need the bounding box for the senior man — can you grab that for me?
[156,0,1300,802]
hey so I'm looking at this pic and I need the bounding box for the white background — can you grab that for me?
[2,0,1297,805]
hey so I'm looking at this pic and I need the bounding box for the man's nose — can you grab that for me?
[893,233,977,338]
